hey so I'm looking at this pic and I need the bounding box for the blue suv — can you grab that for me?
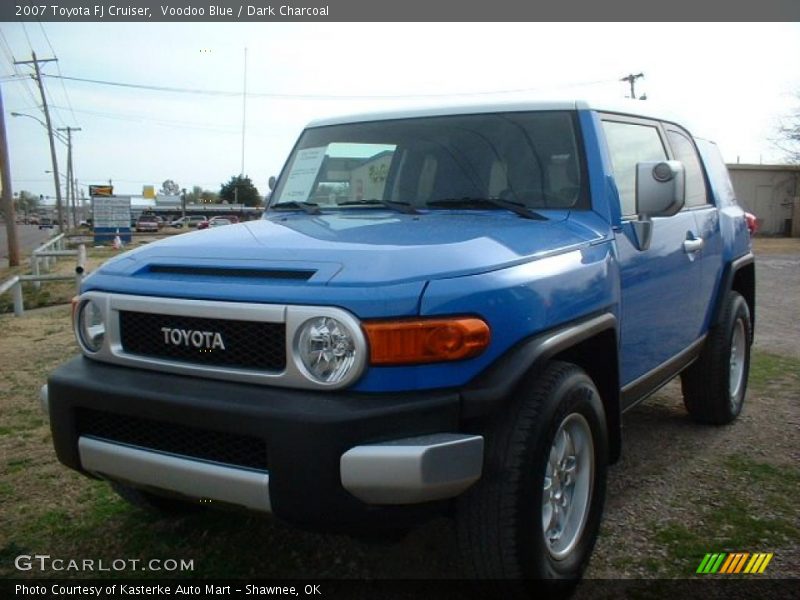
[44,100,754,586]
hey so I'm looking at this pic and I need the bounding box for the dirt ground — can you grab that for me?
[0,236,797,586]
[750,237,800,359]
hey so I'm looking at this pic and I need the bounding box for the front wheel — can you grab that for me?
[456,361,608,587]
[681,291,751,425]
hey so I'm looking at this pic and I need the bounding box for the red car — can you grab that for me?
[135,215,160,233]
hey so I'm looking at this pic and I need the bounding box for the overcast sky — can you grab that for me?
[2,22,799,201]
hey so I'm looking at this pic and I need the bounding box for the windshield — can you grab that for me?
[268,111,586,212]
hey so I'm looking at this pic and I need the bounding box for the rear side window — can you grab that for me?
[666,129,708,208]
[601,120,667,216]
[695,138,736,207]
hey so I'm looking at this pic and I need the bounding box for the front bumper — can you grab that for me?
[47,357,481,530]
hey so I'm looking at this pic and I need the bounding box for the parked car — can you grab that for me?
[198,216,238,229]
[170,216,208,229]
[45,100,756,585]
[135,215,160,233]
[38,217,53,229]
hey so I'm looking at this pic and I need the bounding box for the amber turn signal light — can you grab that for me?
[363,317,490,365]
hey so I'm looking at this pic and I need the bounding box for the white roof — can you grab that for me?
[307,99,692,131]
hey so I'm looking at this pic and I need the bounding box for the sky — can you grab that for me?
[1,22,799,202]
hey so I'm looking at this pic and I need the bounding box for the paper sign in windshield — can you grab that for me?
[281,146,326,203]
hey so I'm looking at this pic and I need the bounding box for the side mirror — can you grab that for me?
[630,161,685,252]
[635,160,685,218]
[268,176,276,191]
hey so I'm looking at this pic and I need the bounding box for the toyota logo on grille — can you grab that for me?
[161,327,226,351]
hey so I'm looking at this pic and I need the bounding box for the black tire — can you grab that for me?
[681,291,751,425]
[111,482,202,516]
[456,361,608,590]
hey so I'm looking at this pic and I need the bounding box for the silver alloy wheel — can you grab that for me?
[729,318,747,408]
[542,412,594,560]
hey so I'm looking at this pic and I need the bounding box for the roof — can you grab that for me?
[306,99,692,130]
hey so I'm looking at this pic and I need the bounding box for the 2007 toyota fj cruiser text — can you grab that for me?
[44,100,755,585]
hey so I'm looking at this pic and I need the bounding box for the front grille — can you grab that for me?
[119,311,286,371]
[77,409,268,471]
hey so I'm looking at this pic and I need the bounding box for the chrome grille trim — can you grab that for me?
[76,291,367,390]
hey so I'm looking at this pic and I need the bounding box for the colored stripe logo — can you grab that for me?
[696,552,773,574]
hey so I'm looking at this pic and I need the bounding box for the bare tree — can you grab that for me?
[774,96,800,164]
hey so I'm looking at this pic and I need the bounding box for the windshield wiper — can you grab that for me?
[337,198,419,215]
[428,197,547,221]
[270,201,321,215]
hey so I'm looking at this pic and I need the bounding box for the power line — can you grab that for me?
[0,28,41,111]
[38,22,79,126]
[17,22,67,128]
[42,72,618,100]
[46,104,239,133]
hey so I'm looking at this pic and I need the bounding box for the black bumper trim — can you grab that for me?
[48,356,460,530]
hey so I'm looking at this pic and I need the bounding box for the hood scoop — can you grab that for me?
[144,265,316,281]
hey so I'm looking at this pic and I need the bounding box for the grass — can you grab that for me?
[748,351,800,389]
[0,240,140,314]
[652,453,800,576]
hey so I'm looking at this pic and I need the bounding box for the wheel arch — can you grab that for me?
[462,312,622,464]
[711,253,755,338]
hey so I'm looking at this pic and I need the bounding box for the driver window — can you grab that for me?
[602,120,668,217]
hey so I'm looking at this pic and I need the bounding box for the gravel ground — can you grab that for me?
[753,252,800,359]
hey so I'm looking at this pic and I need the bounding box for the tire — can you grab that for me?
[681,291,751,425]
[111,482,202,516]
[456,361,608,589]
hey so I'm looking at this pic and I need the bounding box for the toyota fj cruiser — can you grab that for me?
[44,100,755,584]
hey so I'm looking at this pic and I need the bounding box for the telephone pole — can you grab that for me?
[0,84,20,266]
[15,52,64,232]
[57,126,81,228]
[620,72,644,99]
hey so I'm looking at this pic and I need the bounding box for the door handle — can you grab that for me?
[683,236,704,253]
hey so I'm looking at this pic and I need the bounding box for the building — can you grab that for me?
[727,164,800,236]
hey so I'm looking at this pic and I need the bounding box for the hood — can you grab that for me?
[98,210,605,286]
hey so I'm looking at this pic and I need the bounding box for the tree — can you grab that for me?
[183,185,203,203]
[14,190,39,216]
[219,175,261,207]
[161,179,181,196]
[775,96,800,163]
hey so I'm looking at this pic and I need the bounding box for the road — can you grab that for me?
[0,223,54,265]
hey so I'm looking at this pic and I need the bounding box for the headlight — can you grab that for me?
[295,316,358,384]
[76,299,105,353]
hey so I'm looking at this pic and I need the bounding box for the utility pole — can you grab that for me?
[241,47,248,176]
[620,72,644,99]
[57,126,81,228]
[0,84,20,266]
[15,52,64,232]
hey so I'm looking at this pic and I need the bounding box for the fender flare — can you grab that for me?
[460,312,618,420]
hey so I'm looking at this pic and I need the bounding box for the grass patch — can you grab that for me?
[749,351,800,390]
[653,455,800,576]
[7,457,33,473]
